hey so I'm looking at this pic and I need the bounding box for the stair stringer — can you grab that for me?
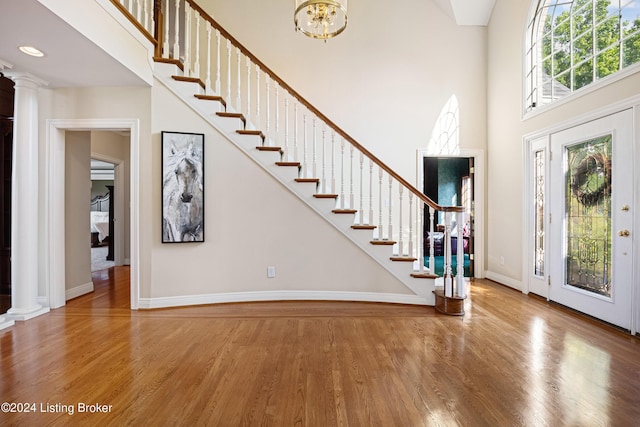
[153,62,437,305]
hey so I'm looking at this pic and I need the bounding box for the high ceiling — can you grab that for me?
[0,0,496,88]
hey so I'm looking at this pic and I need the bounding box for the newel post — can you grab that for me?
[153,0,163,58]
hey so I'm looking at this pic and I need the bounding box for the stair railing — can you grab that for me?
[112,0,467,297]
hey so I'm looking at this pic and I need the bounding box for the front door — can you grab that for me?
[549,110,634,330]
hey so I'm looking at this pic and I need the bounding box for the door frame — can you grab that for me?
[523,96,640,335]
[45,118,140,309]
[417,148,485,279]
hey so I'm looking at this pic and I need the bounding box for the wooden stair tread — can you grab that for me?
[154,57,184,71]
[194,94,227,109]
[237,130,265,142]
[295,178,319,183]
[314,194,338,199]
[216,112,247,127]
[256,146,282,152]
[276,161,301,167]
[172,75,205,89]
[390,257,417,262]
[370,240,396,246]
[411,272,439,279]
[351,224,376,230]
[332,209,357,214]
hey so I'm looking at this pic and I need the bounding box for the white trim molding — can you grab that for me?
[485,270,522,291]
[139,291,430,310]
[45,118,140,310]
[66,282,94,301]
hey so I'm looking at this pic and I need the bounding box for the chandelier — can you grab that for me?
[294,0,348,40]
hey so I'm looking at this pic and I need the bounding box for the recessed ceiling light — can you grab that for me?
[18,46,45,57]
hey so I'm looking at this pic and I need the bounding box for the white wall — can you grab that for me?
[64,131,92,293]
[487,0,640,288]
[149,80,412,301]
[205,0,488,186]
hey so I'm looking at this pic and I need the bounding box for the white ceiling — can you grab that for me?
[0,0,495,88]
[0,0,147,88]
[449,0,497,26]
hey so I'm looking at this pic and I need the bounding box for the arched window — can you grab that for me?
[525,0,640,113]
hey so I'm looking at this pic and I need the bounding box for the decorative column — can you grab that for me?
[5,72,49,321]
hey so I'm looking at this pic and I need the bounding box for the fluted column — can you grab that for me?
[5,72,49,321]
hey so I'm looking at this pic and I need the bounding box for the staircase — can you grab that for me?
[113,0,467,305]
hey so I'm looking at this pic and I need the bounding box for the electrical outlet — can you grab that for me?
[500,256,505,265]
[267,266,276,278]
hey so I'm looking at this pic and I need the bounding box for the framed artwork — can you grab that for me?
[162,131,204,243]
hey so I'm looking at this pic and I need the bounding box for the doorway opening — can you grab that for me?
[90,159,115,272]
[418,148,485,279]
[47,119,139,310]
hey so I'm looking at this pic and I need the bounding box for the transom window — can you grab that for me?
[525,0,640,112]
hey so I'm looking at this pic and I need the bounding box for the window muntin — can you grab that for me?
[525,0,640,112]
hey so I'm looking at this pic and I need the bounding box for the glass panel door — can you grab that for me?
[549,110,633,330]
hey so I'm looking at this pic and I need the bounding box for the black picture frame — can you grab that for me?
[161,131,204,243]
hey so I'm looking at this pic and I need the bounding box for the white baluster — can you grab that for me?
[256,66,261,130]
[359,152,364,222]
[302,112,308,177]
[275,83,280,148]
[183,3,191,77]
[163,0,170,58]
[377,168,383,240]
[388,175,393,241]
[173,0,180,60]
[321,126,327,193]
[418,203,425,273]
[368,160,374,226]
[265,77,271,145]
[246,57,251,122]
[456,212,465,297]
[408,193,414,258]
[235,48,241,112]
[339,138,345,209]
[284,95,289,160]
[142,0,149,32]
[444,212,453,297]
[331,131,336,194]
[148,0,154,35]
[349,145,355,209]
[214,29,221,95]
[205,23,212,94]
[293,101,298,162]
[135,0,142,22]
[398,185,404,256]
[312,118,317,179]
[226,40,231,106]
[193,14,201,79]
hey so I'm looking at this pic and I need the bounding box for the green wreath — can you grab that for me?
[570,153,611,207]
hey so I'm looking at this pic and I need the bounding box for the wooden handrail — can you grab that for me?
[109,0,158,47]
[184,0,462,213]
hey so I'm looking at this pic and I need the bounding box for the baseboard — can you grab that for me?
[66,281,94,301]
[138,290,431,309]
[124,258,131,265]
[485,271,522,291]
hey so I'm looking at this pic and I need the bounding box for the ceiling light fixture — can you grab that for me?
[19,46,45,58]
[294,0,348,41]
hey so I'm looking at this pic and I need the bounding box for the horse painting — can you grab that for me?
[162,132,204,242]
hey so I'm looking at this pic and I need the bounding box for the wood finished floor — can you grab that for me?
[1,267,639,426]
